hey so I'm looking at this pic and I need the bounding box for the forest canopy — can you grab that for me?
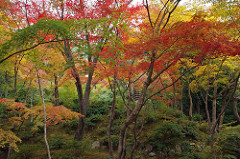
[0,0,239,159]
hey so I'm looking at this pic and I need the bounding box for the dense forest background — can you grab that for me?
[0,0,240,159]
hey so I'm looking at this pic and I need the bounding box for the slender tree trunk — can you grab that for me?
[74,75,84,141]
[210,130,216,159]
[188,77,193,120]
[130,102,147,159]
[107,72,117,158]
[14,63,18,98]
[54,74,60,106]
[219,104,226,131]
[173,83,177,109]
[117,83,149,159]
[210,87,218,159]
[30,88,33,123]
[13,55,24,99]
[4,71,9,98]
[36,68,51,159]
[212,86,217,131]
[233,98,240,123]
[24,79,32,104]
[201,91,211,129]
[180,86,183,112]
[196,95,201,115]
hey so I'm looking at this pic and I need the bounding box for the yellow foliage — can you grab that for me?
[0,129,21,152]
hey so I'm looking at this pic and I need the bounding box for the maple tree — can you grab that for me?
[0,0,240,158]
[0,98,83,158]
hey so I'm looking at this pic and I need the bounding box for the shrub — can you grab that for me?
[9,144,44,159]
[216,126,240,159]
[149,122,185,153]
[85,114,103,127]
[49,137,64,149]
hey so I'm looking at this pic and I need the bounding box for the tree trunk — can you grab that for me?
[219,106,225,131]
[117,83,149,159]
[210,130,216,159]
[233,98,240,123]
[14,65,17,98]
[54,74,60,106]
[36,68,51,159]
[24,79,32,104]
[4,71,9,98]
[173,83,177,109]
[180,86,183,112]
[107,72,117,158]
[30,88,33,123]
[212,86,217,131]
[74,75,84,141]
[201,91,211,129]
[188,79,193,120]
[196,95,201,115]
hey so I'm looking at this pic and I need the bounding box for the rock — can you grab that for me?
[175,144,182,153]
[149,152,156,157]
[146,144,153,153]
[91,141,100,149]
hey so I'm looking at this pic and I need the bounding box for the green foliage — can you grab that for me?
[18,129,33,141]
[0,103,7,120]
[102,135,119,149]
[49,137,64,150]
[149,122,185,152]
[9,143,45,159]
[147,108,201,157]
[63,140,82,149]
[216,126,240,158]
[52,151,83,159]
[84,89,111,127]
[60,118,79,134]
[85,114,103,127]
[59,86,78,109]
[0,19,70,59]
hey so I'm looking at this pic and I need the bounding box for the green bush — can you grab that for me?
[149,122,185,153]
[52,150,83,159]
[85,114,103,127]
[59,86,78,109]
[216,126,240,159]
[0,103,7,120]
[19,130,33,141]
[49,138,64,149]
[63,140,82,149]
[102,135,119,149]
[9,144,44,159]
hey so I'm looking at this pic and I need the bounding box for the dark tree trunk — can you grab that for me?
[233,98,240,123]
[173,83,177,109]
[4,71,9,98]
[24,79,32,104]
[187,77,193,120]
[74,75,84,141]
[117,83,149,159]
[107,72,117,158]
[54,74,60,106]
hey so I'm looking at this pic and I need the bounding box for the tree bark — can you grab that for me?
[4,71,9,98]
[117,83,149,159]
[107,72,117,158]
[233,98,240,123]
[201,91,211,129]
[212,86,217,131]
[36,68,51,159]
[187,77,193,120]
[24,79,32,104]
[54,74,60,106]
[173,83,177,109]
